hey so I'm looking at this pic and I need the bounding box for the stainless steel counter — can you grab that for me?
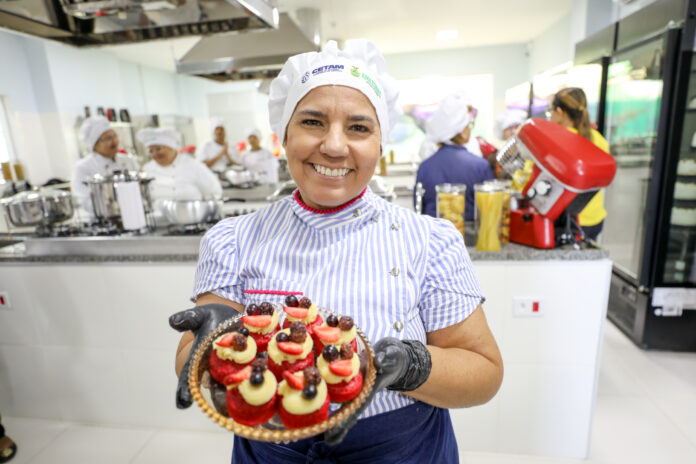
[23,233,202,257]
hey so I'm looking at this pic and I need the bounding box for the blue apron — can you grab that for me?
[231,401,458,463]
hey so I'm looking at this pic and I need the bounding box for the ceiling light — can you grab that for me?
[436,29,458,41]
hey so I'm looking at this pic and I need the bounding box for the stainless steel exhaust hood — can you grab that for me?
[175,9,320,81]
[0,0,278,46]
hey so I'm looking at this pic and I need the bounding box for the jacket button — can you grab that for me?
[353,209,361,217]
[391,222,400,230]
[390,267,400,276]
[372,214,379,222]
[393,321,404,331]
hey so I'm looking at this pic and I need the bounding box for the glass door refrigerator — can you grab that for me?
[605,0,696,350]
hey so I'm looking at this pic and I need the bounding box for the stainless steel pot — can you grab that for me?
[158,198,221,225]
[224,166,260,188]
[1,188,74,227]
[84,171,153,220]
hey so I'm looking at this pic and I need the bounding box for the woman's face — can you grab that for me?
[94,129,119,158]
[149,144,177,167]
[284,85,382,210]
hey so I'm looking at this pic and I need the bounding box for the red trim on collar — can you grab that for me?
[293,188,367,214]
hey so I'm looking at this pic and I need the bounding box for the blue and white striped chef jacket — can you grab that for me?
[193,187,484,418]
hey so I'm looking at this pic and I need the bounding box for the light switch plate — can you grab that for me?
[513,296,543,317]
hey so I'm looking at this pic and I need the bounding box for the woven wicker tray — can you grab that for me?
[188,308,376,443]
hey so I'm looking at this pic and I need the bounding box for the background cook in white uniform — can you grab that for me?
[197,118,240,172]
[238,128,279,184]
[139,128,222,203]
[71,115,139,220]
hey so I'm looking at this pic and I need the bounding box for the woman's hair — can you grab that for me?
[552,87,592,140]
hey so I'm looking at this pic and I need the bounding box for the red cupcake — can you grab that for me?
[317,343,363,403]
[242,302,280,352]
[267,322,315,382]
[277,367,330,429]
[281,295,324,336]
[209,330,257,385]
[225,357,278,427]
[313,315,358,356]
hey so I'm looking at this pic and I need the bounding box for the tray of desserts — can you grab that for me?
[188,296,377,443]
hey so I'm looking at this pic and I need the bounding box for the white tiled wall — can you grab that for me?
[0,258,612,458]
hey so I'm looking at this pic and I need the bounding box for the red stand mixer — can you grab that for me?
[496,118,617,248]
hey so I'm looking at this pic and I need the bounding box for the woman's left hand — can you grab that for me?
[323,337,432,446]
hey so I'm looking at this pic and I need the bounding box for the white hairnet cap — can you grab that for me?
[247,127,261,139]
[136,128,181,151]
[79,116,112,150]
[426,93,473,144]
[210,117,225,139]
[494,109,527,139]
[268,39,401,149]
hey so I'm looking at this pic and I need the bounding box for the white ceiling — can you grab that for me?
[105,0,574,72]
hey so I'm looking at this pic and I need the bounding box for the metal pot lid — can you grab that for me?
[1,188,71,204]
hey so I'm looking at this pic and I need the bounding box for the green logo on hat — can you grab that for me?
[350,66,360,77]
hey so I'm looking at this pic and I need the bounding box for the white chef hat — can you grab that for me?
[246,127,261,139]
[136,128,181,151]
[426,93,473,144]
[493,109,528,140]
[210,117,225,138]
[268,39,401,150]
[79,115,112,150]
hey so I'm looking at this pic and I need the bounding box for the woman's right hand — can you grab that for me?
[169,304,241,408]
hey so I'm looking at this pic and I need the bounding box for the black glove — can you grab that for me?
[323,337,432,446]
[169,303,241,409]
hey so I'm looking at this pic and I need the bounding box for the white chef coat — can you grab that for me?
[71,152,139,220]
[198,140,241,172]
[239,148,279,184]
[143,154,222,201]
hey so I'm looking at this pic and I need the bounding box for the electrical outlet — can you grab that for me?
[513,297,543,317]
[0,291,10,309]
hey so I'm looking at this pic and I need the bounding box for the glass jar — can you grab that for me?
[436,183,466,236]
[474,183,505,251]
[485,180,512,245]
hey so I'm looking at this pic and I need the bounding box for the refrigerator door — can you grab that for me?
[659,50,696,285]
[602,36,669,284]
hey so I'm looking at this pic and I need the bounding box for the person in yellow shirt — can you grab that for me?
[547,87,610,240]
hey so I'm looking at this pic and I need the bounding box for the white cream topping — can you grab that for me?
[312,163,350,177]
[214,334,257,363]
[238,370,277,406]
[245,310,279,335]
[267,328,314,363]
[285,303,319,325]
[278,378,328,414]
[316,354,360,384]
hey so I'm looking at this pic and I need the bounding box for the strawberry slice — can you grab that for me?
[284,305,309,319]
[314,326,341,343]
[283,371,305,390]
[222,366,252,385]
[329,359,354,377]
[242,315,272,328]
[277,341,304,355]
[216,333,234,347]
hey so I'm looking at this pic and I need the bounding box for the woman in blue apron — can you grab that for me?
[171,39,504,463]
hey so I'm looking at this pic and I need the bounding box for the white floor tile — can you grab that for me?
[24,423,154,464]
[460,451,588,464]
[589,395,696,464]
[0,417,68,464]
[131,429,233,464]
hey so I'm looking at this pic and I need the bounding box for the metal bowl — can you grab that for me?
[158,199,220,225]
[224,167,260,188]
[1,188,74,227]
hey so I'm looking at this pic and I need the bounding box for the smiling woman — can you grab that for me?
[284,86,382,210]
[170,39,503,464]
